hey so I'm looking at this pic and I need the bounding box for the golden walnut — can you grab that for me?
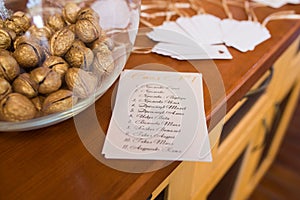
[46,13,66,32]
[30,67,62,95]
[13,38,44,68]
[0,28,11,50]
[0,49,11,56]
[65,68,98,98]
[13,34,29,50]
[77,7,100,22]
[0,51,20,82]
[28,25,53,45]
[90,31,115,51]
[0,19,3,28]
[42,89,77,114]
[50,28,75,56]
[62,2,81,24]
[65,40,94,70]
[0,93,37,122]
[31,96,44,115]
[12,73,38,98]
[42,56,69,79]
[67,24,76,33]
[5,11,31,35]
[0,77,12,100]
[75,19,101,44]
[0,28,16,50]
[92,43,114,77]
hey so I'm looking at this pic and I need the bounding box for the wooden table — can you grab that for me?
[1,1,300,200]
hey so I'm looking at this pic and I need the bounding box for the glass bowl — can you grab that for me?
[0,0,141,131]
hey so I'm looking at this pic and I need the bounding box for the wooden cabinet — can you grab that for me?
[150,36,300,200]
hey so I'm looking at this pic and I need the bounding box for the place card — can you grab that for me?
[102,70,212,161]
[177,14,223,45]
[152,43,233,60]
[147,25,232,60]
[147,13,273,56]
[253,0,299,8]
[221,19,271,52]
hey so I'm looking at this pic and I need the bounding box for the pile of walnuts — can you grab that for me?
[0,2,114,122]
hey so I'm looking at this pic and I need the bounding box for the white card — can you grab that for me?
[147,14,224,46]
[147,21,193,46]
[253,0,300,8]
[152,43,232,60]
[221,19,271,52]
[102,70,212,161]
[147,13,272,56]
[177,14,223,45]
[147,23,232,60]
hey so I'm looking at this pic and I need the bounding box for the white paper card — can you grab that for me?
[147,14,223,45]
[102,70,212,161]
[253,0,300,8]
[147,25,232,60]
[147,21,192,45]
[221,19,271,52]
[147,13,272,55]
[152,43,232,60]
[177,14,223,45]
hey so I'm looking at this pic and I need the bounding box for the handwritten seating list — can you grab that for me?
[102,70,212,161]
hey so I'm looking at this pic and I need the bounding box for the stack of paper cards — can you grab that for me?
[221,19,271,52]
[102,70,212,161]
[177,14,224,45]
[147,13,272,57]
[147,14,232,60]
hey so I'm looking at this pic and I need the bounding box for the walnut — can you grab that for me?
[62,2,81,24]
[5,11,31,35]
[0,28,11,50]
[67,24,76,33]
[90,31,114,51]
[0,52,20,82]
[30,67,62,95]
[0,49,11,56]
[46,13,66,32]
[31,96,45,114]
[0,93,37,122]
[13,37,44,68]
[42,89,77,114]
[0,28,16,50]
[42,56,69,79]
[12,73,38,98]
[92,43,114,77]
[50,28,75,56]
[0,77,12,101]
[75,19,101,43]
[28,25,53,45]
[13,34,29,50]
[0,19,4,28]
[77,7,100,22]
[65,40,94,70]
[65,68,98,98]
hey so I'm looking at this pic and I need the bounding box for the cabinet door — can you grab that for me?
[207,147,248,200]
[231,80,300,200]
[249,81,300,194]
[230,105,275,200]
[149,123,223,200]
